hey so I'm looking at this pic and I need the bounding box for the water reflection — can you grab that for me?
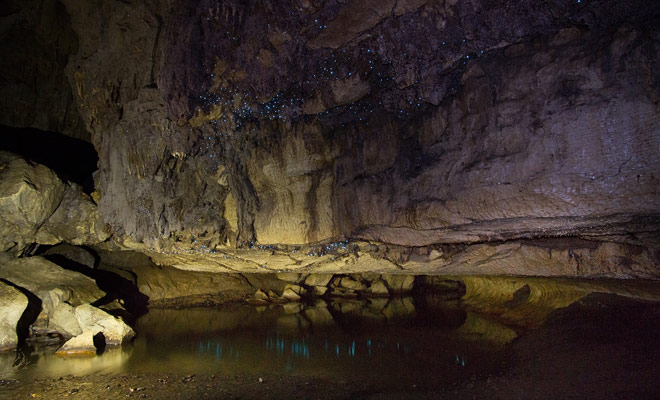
[1,297,510,390]
[0,345,131,378]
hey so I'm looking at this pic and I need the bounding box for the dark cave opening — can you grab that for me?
[0,125,98,194]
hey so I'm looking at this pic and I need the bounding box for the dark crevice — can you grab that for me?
[92,332,106,355]
[0,278,42,347]
[36,248,149,317]
[0,125,98,194]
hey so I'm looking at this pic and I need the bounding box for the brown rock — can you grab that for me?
[0,152,65,253]
[382,275,415,294]
[368,280,390,296]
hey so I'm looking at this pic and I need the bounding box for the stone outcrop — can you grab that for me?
[0,151,109,255]
[1,0,659,278]
[145,237,660,278]
[55,330,100,356]
[0,256,104,308]
[0,281,28,351]
[36,183,110,246]
[73,304,134,345]
[0,152,65,254]
[97,250,255,307]
[0,256,135,350]
[0,257,100,338]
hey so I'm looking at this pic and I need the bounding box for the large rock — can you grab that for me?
[0,152,108,254]
[0,256,103,306]
[96,250,254,307]
[0,282,28,351]
[42,243,97,269]
[382,275,415,294]
[304,274,333,288]
[282,284,307,301]
[74,304,135,345]
[0,152,65,253]
[55,330,100,356]
[36,184,110,246]
[367,280,390,296]
[0,256,105,337]
[338,276,367,291]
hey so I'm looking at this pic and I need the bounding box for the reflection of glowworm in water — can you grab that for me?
[455,355,466,367]
[265,335,309,358]
[198,340,238,359]
[265,336,286,355]
[290,339,310,359]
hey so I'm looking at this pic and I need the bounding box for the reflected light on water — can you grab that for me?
[2,298,507,390]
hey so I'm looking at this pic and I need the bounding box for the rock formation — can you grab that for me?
[0,0,658,303]
[0,256,134,353]
[0,282,28,351]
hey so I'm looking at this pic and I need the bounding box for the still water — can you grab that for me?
[0,298,513,391]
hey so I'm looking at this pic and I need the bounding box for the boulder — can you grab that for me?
[267,290,281,300]
[49,302,83,338]
[55,331,101,356]
[42,243,98,270]
[0,256,105,339]
[281,288,301,301]
[367,280,390,296]
[0,256,104,307]
[313,286,328,296]
[282,284,307,301]
[35,183,111,247]
[0,282,28,351]
[254,289,270,301]
[0,152,65,253]
[339,276,367,291]
[304,274,333,288]
[74,304,135,345]
[382,275,415,294]
[276,272,301,283]
[329,287,358,298]
[382,298,416,319]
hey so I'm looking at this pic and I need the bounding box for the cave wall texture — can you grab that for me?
[1,0,659,277]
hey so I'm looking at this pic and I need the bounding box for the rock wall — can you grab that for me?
[1,0,659,276]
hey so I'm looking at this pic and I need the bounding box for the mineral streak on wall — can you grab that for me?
[0,0,659,277]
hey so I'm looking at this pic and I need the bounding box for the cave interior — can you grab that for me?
[0,0,659,398]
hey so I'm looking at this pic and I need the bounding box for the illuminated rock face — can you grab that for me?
[1,0,659,276]
[0,282,28,351]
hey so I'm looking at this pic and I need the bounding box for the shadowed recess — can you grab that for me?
[0,125,97,193]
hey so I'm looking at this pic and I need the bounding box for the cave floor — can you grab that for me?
[1,293,659,399]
